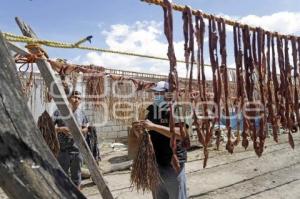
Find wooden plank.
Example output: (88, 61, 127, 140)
(6, 42, 29, 56)
(0, 31, 85, 199)
(14, 17, 114, 199)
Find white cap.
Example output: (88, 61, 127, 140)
(151, 81, 169, 92)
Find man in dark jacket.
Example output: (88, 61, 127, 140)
(141, 81, 188, 199)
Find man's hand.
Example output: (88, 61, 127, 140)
(140, 119, 155, 131)
(140, 120, 183, 140)
(56, 127, 70, 135)
(81, 126, 88, 135)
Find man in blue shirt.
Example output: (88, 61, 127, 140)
(53, 90, 89, 189)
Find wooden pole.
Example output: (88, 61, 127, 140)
(7, 41, 29, 56)
(14, 17, 114, 199)
(0, 31, 86, 199)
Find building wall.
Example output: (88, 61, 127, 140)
(25, 68, 235, 144)
(25, 70, 168, 143)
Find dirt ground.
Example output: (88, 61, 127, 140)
(1, 132, 300, 199)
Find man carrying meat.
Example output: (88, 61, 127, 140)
(52, 89, 89, 190)
(141, 81, 188, 199)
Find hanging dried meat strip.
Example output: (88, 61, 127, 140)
(292, 37, 300, 129)
(195, 13, 202, 100)
(194, 10, 209, 151)
(284, 37, 293, 129)
(84, 65, 106, 107)
(205, 15, 221, 167)
(252, 31, 258, 68)
(15, 54, 35, 97)
(297, 38, 300, 128)
(130, 79, 156, 91)
(284, 37, 295, 149)
(209, 16, 221, 123)
(183, 7, 190, 71)
(182, 6, 195, 94)
(233, 23, 243, 146)
(241, 25, 254, 150)
(193, 111, 206, 146)
(179, 5, 195, 149)
(256, 28, 267, 156)
(217, 18, 233, 153)
(271, 35, 280, 143)
(163, 0, 179, 93)
(266, 32, 279, 143)
(247, 28, 259, 155)
(276, 35, 287, 128)
(195, 11, 206, 102)
(110, 75, 156, 91)
(162, 0, 180, 172)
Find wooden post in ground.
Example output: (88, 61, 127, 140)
(0, 31, 86, 199)
(14, 17, 114, 199)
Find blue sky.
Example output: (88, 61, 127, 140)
(1, 0, 300, 77)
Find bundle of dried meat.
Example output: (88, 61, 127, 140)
(130, 122, 161, 193)
(37, 110, 60, 157)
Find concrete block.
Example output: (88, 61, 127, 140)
(117, 131, 128, 138)
(112, 125, 120, 132)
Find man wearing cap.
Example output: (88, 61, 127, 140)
(52, 90, 89, 189)
(141, 81, 188, 199)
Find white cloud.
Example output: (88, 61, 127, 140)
(76, 20, 191, 78)
(239, 12, 300, 34)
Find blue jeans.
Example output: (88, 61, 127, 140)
(153, 165, 188, 199)
(58, 151, 83, 186)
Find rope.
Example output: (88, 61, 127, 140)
(141, 0, 300, 40)
(14, 41, 48, 77)
(3, 32, 212, 67)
